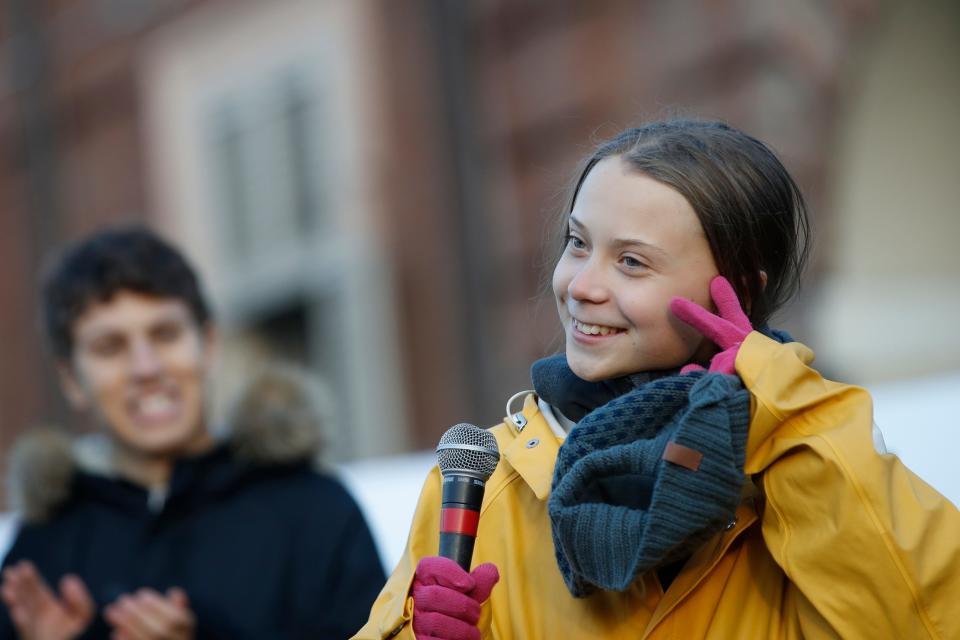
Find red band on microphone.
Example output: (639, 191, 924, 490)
(440, 507, 480, 536)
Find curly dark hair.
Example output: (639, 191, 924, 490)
(42, 226, 212, 360)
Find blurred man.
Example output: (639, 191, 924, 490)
(0, 227, 385, 639)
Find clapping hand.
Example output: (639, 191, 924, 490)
(104, 587, 195, 640)
(1, 560, 95, 640)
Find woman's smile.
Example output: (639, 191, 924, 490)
(552, 156, 718, 381)
(572, 318, 625, 337)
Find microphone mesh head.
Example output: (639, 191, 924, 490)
(436, 423, 500, 479)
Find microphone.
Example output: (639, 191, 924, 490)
(435, 423, 500, 570)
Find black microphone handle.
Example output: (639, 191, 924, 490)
(439, 532, 476, 571)
(439, 473, 487, 571)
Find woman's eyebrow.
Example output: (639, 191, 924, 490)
(609, 237, 666, 255)
(569, 215, 666, 256)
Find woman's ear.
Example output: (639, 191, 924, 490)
(738, 271, 767, 317)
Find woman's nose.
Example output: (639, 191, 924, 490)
(567, 259, 609, 303)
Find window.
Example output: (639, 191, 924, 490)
(141, 1, 409, 459)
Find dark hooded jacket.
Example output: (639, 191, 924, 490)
(0, 372, 385, 640)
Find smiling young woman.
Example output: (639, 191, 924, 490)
(356, 119, 960, 640)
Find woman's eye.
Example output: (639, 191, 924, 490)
(622, 255, 647, 269)
(565, 234, 586, 250)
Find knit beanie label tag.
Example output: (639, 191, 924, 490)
(662, 442, 704, 471)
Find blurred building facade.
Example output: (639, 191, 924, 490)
(2, 0, 958, 503)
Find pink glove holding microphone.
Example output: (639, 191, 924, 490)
(670, 276, 753, 375)
(412, 557, 499, 640)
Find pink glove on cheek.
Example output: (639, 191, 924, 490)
(669, 276, 753, 376)
(412, 557, 500, 640)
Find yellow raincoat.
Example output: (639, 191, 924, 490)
(354, 333, 960, 639)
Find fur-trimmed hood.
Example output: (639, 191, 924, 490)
(7, 365, 331, 523)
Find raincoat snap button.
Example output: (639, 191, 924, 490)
(525, 438, 540, 449)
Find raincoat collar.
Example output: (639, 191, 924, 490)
(500, 393, 560, 501)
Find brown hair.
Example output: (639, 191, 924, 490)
(42, 226, 211, 360)
(554, 119, 811, 325)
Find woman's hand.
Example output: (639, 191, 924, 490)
(412, 556, 499, 640)
(0, 560, 95, 640)
(670, 276, 753, 375)
(104, 587, 195, 640)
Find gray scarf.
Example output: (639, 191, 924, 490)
(535, 357, 750, 597)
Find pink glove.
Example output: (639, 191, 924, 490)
(412, 556, 499, 640)
(670, 276, 753, 375)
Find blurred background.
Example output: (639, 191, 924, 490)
(1, 0, 958, 561)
